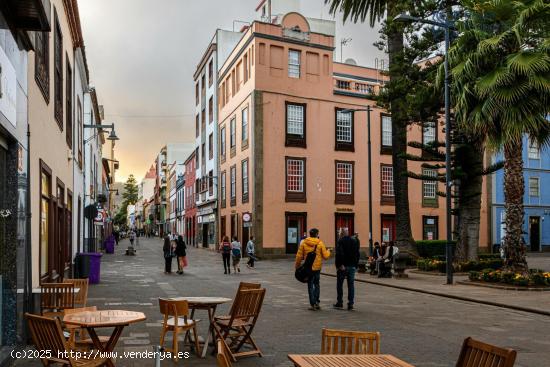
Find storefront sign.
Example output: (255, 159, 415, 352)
(336, 208, 353, 212)
(199, 207, 214, 216)
(0, 46, 16, 127)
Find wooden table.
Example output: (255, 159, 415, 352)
(288, 354, 416, 367)
(64, 310, 146, 367)
(172, 296, 231, 358)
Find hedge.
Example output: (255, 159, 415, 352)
(416, 240, 456, 258)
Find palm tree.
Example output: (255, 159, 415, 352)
(449, 0, 550, 272)
(326, 0, 416, 253)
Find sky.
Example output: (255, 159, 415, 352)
(78, 0, 384, 182)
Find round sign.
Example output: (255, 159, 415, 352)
(243, 213, 251, 222)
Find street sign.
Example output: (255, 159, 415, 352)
(243, 212, 252, 223)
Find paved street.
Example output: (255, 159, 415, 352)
(18, 237, 550, 366)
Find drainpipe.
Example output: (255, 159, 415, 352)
(23, 122, 33, 342)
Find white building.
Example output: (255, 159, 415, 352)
(193, 29, 241, 248)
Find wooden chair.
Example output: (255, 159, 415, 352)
(456, 337, 517, 367)
(64, 307, 109, 351)
(321, 328, 380, 355)
(26, 313, 108, 367)
(41, 283, 75, 319)
(159, 298, 201, 360)
(65, 278, 89, 307)
(217, 339, 233, 367)
(214, 288, 266, 362)
(215, 282, 261, 322)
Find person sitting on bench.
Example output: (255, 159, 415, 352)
(369, 242, 381, 275)
(378, 241, 399, 278)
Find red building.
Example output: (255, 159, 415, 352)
(184, 151, 197, 246)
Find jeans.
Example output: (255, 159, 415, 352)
(222, 253, 231, 273)
(336, 266, 356, 306)
(164, 257, 172, 273)
(307, 271, 321, 306)
(247, 254, 255, 267)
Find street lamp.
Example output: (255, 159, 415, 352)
(394, 12, 454, 285)
(84, 123, 119, 141)
(341, 106, 373, 256)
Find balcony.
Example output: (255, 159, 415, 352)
(333, 78, 380, 98)
(161, 160, 167, 169)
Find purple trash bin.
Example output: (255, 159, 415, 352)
(105, 239, 114, 254)
(87, 252, 103, 284)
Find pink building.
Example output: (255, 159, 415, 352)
(184, 151, 197, 246)
(217, 9, 488, 256)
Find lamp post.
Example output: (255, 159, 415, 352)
(394, 13, 454, 284)
(342, 106, 373, 256)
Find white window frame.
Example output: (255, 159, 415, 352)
(381, 165, 394, 197)
(230, 117, 236, 148)
(287, 104, 304, 136)
(241, 107, 248, 142)
(230, 166, 236, 199)
(422, 168, 437, 199)
(288, 50, 301, 78)
(336, 110, 353, 143)
(423, 121, 436, 146)
(529, 177, 540, 197)
(242, 160, 249, 195)
(286, 159, 304, 193)
(336, 162, 353, 195)
(382, 115, 392, 147)
(529, 141, 540, 159)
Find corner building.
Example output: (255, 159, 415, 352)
(218, 11, 488, 256)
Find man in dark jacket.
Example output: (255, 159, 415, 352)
(334, 228, 360, 310)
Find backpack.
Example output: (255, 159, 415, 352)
(232, 248, 241, 257)
(295, 245, 318, 283)
(221, 242, 231, 254)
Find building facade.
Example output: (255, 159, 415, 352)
(217, 9, 489, 256)
(193, 30, 241, 249)
(491, 136, 550, 252)
(176, 173, 185, 235)
(184, 151, 197, 246)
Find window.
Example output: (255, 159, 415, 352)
(208, 60, 213, 87)
(422, 168, 438, 207)
(195, 82, 199, 105)
(195, 114, 199, 137)
(220, 126, 226, 160)
(209, 97, 213, 123)
(381, 164, 394, 202)
(201, 108, 206, 133)
(242, 159, 249, 203)
(335, 109, 354, 151)
(244, 54, 249, 83)
(529, 141, 540, 159)
(40, 162, 52, 277)
(77, 98, 82, 168)
(208, 170, 213, 196)
(230, 117, 236, 150)
(209, 133, 213, 160)
(422, 121, 436, 147)
(66, 59, 73, 149)
(335, 161, 354, 204)
(201, 143, 206, 167)
(241, 107, 248, 145)
(286, 102, 306, 147)
(288, 50, 301, 78)
(286, 157, 306, 202)
(54, 12, 63, 128)
(220, 83, 225, 108)
(221, 170, 226, 208)
(423, 216, 439, 240)
(35, 31, 49, 101)
(230, 165, 236, 206)
(381, 115, 392, 153)
(529, 177, 540, 197)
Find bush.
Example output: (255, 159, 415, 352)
(531, 272, 547, 286)
(481, 268, 501, 282)
(513, 274, 529, 286)
(416, 240, 455, 258)
(469, 271, 480, 281)
(501, 272, 515, 284)
(478, 253, 501, 260)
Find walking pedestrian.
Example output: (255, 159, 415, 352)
(294, 228, 330, 311)
(176, 235, 187, 275)
(246, 236, 256, 269)
(163, 235, 174, 274)
(333, 228, 360, 311)
(114, 230, 120, 246)
(231, 236, 242, 273)
(219, 236, 232, 274)
(129, 229, 136, 247)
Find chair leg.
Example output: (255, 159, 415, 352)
(192, 326, 201, 357)
(173, 329, 179, 361)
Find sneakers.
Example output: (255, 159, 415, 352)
(347, 304, 354, 311)
(333, 303, 343, 309)
(315, 303, 321, 310)
(308, 305, 316, 311)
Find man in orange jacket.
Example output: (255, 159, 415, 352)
(295, 228, 331, 310)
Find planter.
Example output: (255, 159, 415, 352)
(458, 280, 550, 291)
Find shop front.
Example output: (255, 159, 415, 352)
(197, 203, 217, 249)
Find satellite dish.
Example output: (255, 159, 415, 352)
(344, 58, 357, 65)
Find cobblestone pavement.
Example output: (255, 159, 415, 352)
(17, 237, 550, 366)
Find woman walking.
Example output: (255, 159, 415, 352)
(231, 236, 242, 273)
(163, 235, 174, 274)
(176, 235, 187, 275)
(246, 236, 256, 269)
(219, 236, 232, 274)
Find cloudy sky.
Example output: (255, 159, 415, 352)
(78, 0, 384, 182)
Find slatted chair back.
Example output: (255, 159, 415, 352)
(456, 337, 517, 367)
(321, 328, 380, 355)
(159, 298, 189, 326)
(228, 282, 261, 315)
(26, 313, 72, 364)
(40, 283, 75, 316)
(217, 339, 232, 367)
(65, 278, 89, 307)
(229, 288, 266, 325)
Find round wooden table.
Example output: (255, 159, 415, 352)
(173, 297, 231, 358)
(64, 310, 146, 366)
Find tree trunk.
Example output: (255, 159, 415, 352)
(503, 138, 528, 273)
(387, 2, 416, 254)
(454, 144, 483, 263)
